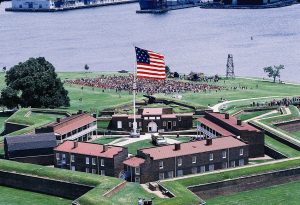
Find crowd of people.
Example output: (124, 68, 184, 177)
(64, 75, 224, 95)
(252, 96, 300, 107)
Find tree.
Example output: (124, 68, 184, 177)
(2, 67, 6, 73)
(174, 72, 180, 78)
(1, 57, 70, 108)
(0, 87, 19, 109)
(263, 65, 285, 83)
(84, 64, 89, 72)
(165, 65, 170, 76)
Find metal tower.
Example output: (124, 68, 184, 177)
(226, 54, 235, 78)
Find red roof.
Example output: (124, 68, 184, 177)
(48, 113, 96, 135)
(123, 156, 145, 167)
(140, 136, 246, 160)
(208, 112, 260, 132)
(197, 117, 234, 136)
(161, 114, 177, 119)
(142, 108, 163, 116)
(54, 141, 124, 158)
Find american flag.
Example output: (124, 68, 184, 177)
(135, 47, 166, 80)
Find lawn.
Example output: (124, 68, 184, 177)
(164, 157, 300, 188)
(0, 185, 71, 205)
(125, 139, 154, 155)
(97, 120, 110, 130)
(236, 110, 272, 121)
(92, 136, 122, 144)
(165, 135, 192, 142)
(292, 131, 300, 138)
(5, 108, 67, 136)
(265, 135, 300, 157)
(206, 180, 300, 205)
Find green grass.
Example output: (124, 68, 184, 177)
(165, 135, 192, 142)
(164, 158, 300, 187)
(0, 185, 71, 205)
(265, 135, 300, 157)
(92, 136, 122, 144)
(7, 108, 65, 126)
(261, 105, 300, 124)
(237, 110, 272, 121)
(0, 159, 121, 187)
(206, 180, 300, 205)
(292, 131, 300, 138)
(125, 139, 154, 155)
(97, 120, 110, 130)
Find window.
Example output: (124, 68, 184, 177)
(209, 153, 214, 161)
(192, 156, 197, 164)
(71, 155, 75, 162)
(163, 121, 166, 126)
(135, 177, 140, 183)
(62, 154, 66, 160)
(135, 167, 140, 175)
(159, 161, 164, 169)
(139, 122, 142, 127)
(209, 164, 214, 171)
(222, 151, 227, 158)
(191, 167, 197, 174)
(101, 159, 104, 166)
(85, 168, 89, 173)
(144, 117, 148, 120)
(173, 121, 176, 126)
(200, 166, 206, 173)
(92, 169, 96, 174)
(117, 121, 122, 129)
(71, 166, 75, 171)
(222, 162, 228, 169)
(239, 159, 244, 166)
(177, 158, 182, 166)
(100, 170, 105, 176)
(239, 148, 244, 156)
(159, 173, 164, 180)
(56, 153, 60, 160)
(168, 171, 174, 178)
(92, 158, 96, 165)
(230, 161, 236, 168)
(86, 157, 89, 164)
(178, 117, 181, 121)
(177, 170, 183, 177)
(156, 117, 160, 120)
(149, 117, 155, 120)
(129, 122, 131, 127)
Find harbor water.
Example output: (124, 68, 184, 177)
(0, 2, 299, 82)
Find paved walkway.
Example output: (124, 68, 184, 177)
(245, 110, 278, 122)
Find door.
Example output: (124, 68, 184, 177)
(167, 121, 172, 130)
(148, 121, 157, 132)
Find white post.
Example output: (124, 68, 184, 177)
(132, 62, 137, 135)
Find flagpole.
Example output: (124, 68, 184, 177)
(132, 46, 138, 137)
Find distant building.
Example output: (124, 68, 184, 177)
(36, 112, 97, 142)
(110, 108, 193, 133)
(12, 0, 56, 10)
(124, 137, 249, 183)
(197, 112, 264, 158)
(4, 133, 57, 165)
(54, 141, 128, 177)
(213, 0, 281, 5)
(138, 0, 200, 10)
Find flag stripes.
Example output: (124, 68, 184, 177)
(135, 47, 166, 80)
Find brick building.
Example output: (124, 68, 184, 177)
(197, 112, 264, 158)
(123, 137, 249, 183)
(110, 108, 193, 133)
(4, 133, 57, 165)
(54, 141, 128, 177)
(36, 111, 97, 142)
